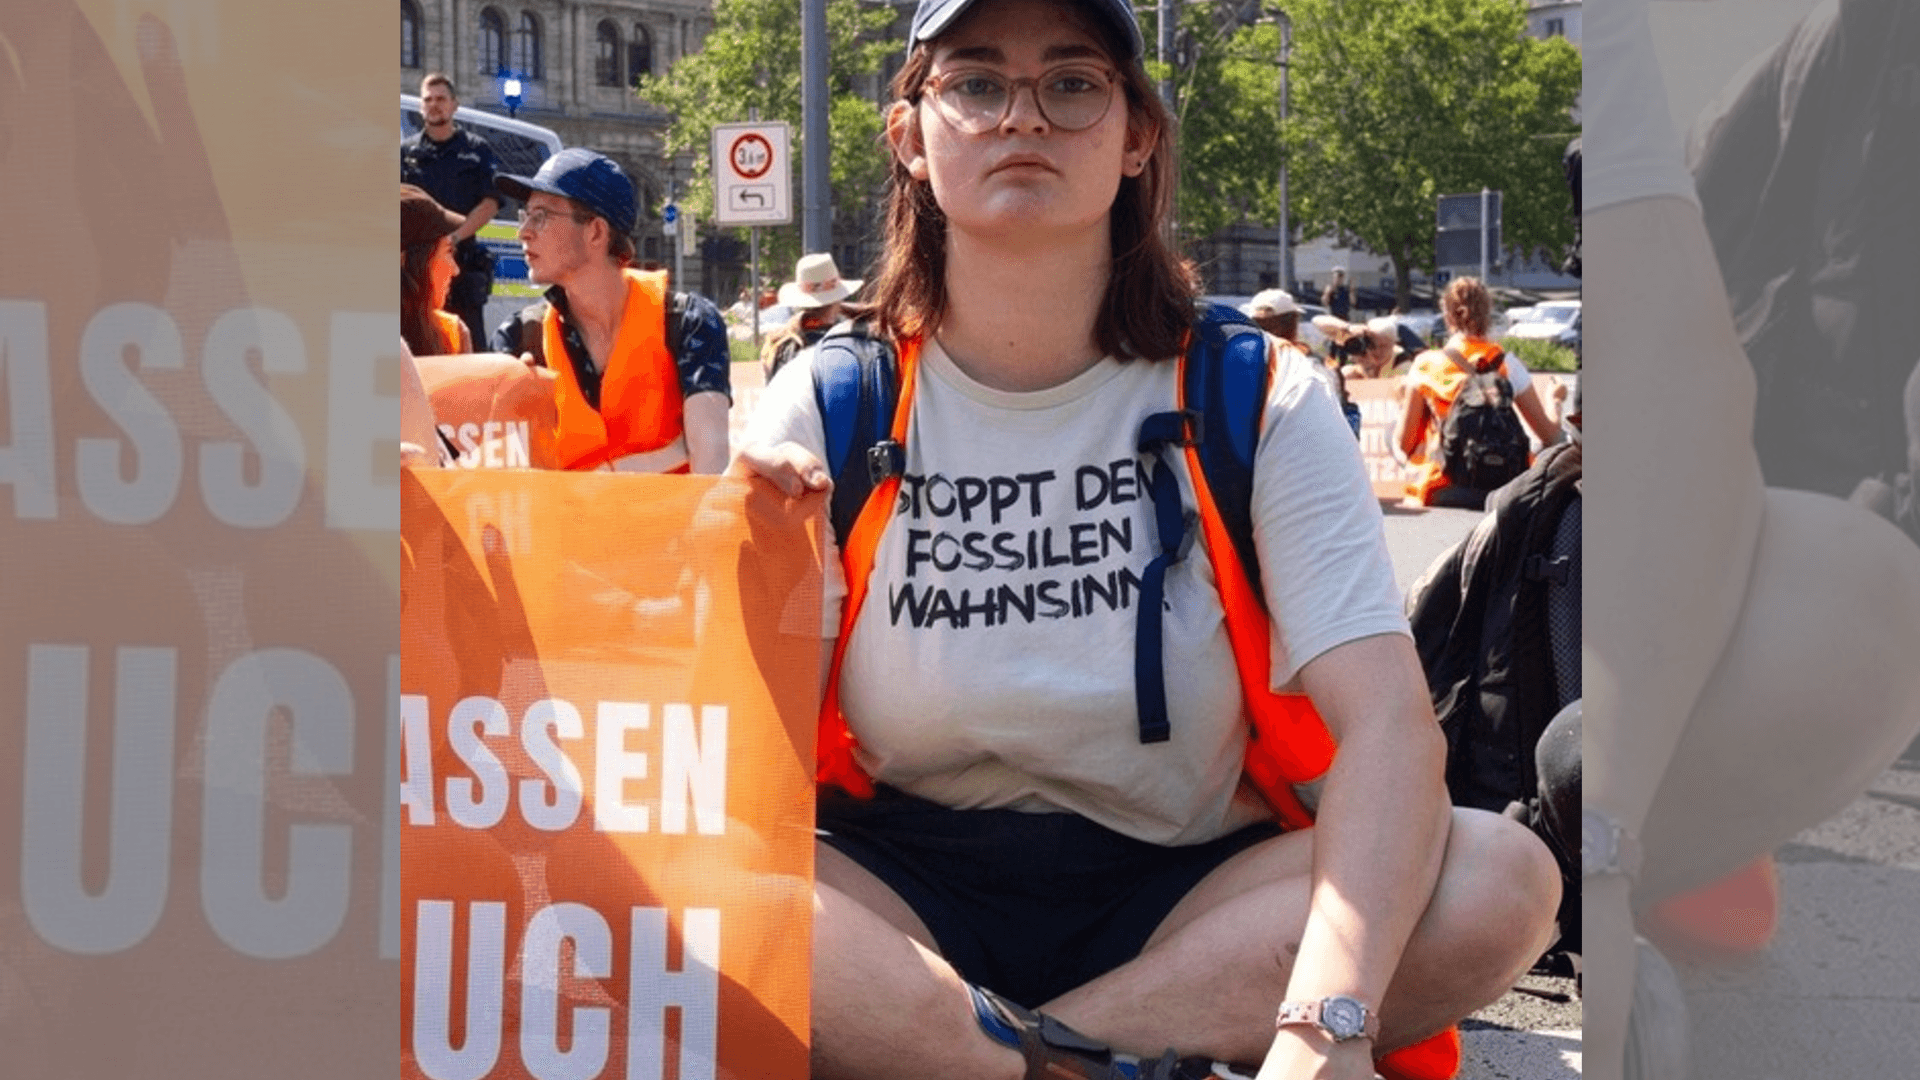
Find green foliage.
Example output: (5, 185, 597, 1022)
(635, 0, 897, 273)
(1161, 16, 1289, 242)
(1279, 0, 1581, 305)
(730, 336, 763, 366)
(1499, 336, 1579, 373)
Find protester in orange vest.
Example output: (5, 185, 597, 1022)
(732, 0, 1559, 1075)
(1396, 277, 1561, 508)
(401, 184, 473, 357)
(494, 149, 731, 473)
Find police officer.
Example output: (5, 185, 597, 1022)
(1321, 265, 1353, 321)
(402, 72, 500, 348)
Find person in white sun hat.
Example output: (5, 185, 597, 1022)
(763, 252, 866, 380)
(1249, 289, 1356, 435)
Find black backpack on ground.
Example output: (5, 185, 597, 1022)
(1437, 346, 1530, 493)
(1408, 438, 1582, 948)
(1405, 438, 1582, 941)
(1410, 438, 1581, 812)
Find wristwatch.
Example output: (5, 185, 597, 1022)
(1275, 995, 1379, 1042)
(1582, 807, 1643, 883)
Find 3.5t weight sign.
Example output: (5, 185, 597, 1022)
(730, 134, 772, 180)
(711, 122, 792, 226)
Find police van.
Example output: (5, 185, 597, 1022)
(402, 94, 561, 300)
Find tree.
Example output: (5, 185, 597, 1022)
(636, 0, 897, 280)
(1281, 0, 1580, 309)
(1147, 10, 1288, 246)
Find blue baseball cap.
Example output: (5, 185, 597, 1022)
(910, 0, 1144, 58)
(495, 148, 638, 238)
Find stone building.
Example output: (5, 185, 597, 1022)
(400, 0, 713, 276)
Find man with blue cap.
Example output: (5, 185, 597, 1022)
(495, 148, 730, 473)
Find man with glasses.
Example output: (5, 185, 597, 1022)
(402, 73, 501, 349)
(495, 148, 731, 473)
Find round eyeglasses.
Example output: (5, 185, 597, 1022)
(922, 63, 1119, 135)
(517, 205, 591, 233)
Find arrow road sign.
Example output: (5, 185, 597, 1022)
(712, 122, 792, 226)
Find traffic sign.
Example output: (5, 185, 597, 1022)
(712, 121, 792, 226)
(662, 204, 678, 224)
(1435, 190, 1501, 272)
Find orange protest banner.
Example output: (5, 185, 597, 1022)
(415, 353, 562, 470)
(1348, 377, 1410, 501)
(401, 469, 825, 1080)
(1, 3, 397, 1076)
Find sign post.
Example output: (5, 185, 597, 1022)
(663, 202, 684, 287)
(713, 121, 793, 356)
(1435, 190, 1502, 282)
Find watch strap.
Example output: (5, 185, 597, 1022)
(1275, 996, 1380, 1042)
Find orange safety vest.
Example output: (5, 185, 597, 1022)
(1404, 337, 1508, 505)
(544, 268, 688, 472)
(814, 333, 1461, 1080)
(432, 309, 467, 355)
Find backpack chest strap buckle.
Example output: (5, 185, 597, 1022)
(866, 440, 905, 485)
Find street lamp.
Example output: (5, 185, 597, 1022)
(1268, 9, 1293, 292)
(502, 76, 523, 118)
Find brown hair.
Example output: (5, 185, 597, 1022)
(866, 16, 1198, 360)
(759, 305, 842, 368)
(1442, 276, 1493, 339)
(560, 196, 635, 267)
(421, 72, 456, 98)
(1252, 311, 1300, 342)
(401, 242, 447, 356)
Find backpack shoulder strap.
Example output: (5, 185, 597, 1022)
(1443, 342, 1504, 376)
(1159, 303, 1331, 829)
(1516, 443, 1583, 586)
(809, 326, 919, 797)
(810, 322, 902, 549)
(1182, 304, 1271, 596)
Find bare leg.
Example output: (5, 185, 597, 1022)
(1635, 488, 1920, 906)
(1041, 808, 1560, 1064)
(810, 843, 1024, 1080)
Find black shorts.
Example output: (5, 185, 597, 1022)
(818, 785, 1282, 1008)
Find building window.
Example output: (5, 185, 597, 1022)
(478, 8, 507, 75)
(514, 11, 544, 80)
(629, 24, 654, 85)
(596, 21, 622, 87)
(1545, 17, 1564, 37)
(401, 0, 421, 69)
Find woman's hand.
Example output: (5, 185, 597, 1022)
(728, 440, 832, 498)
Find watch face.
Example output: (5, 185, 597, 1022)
(1322, 997, 1364, 1039)
(1582, 809, 1609, 870)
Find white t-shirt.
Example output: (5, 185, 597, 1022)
(745, 336, 1408, 845)
(1587, 0, 1700, 209)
